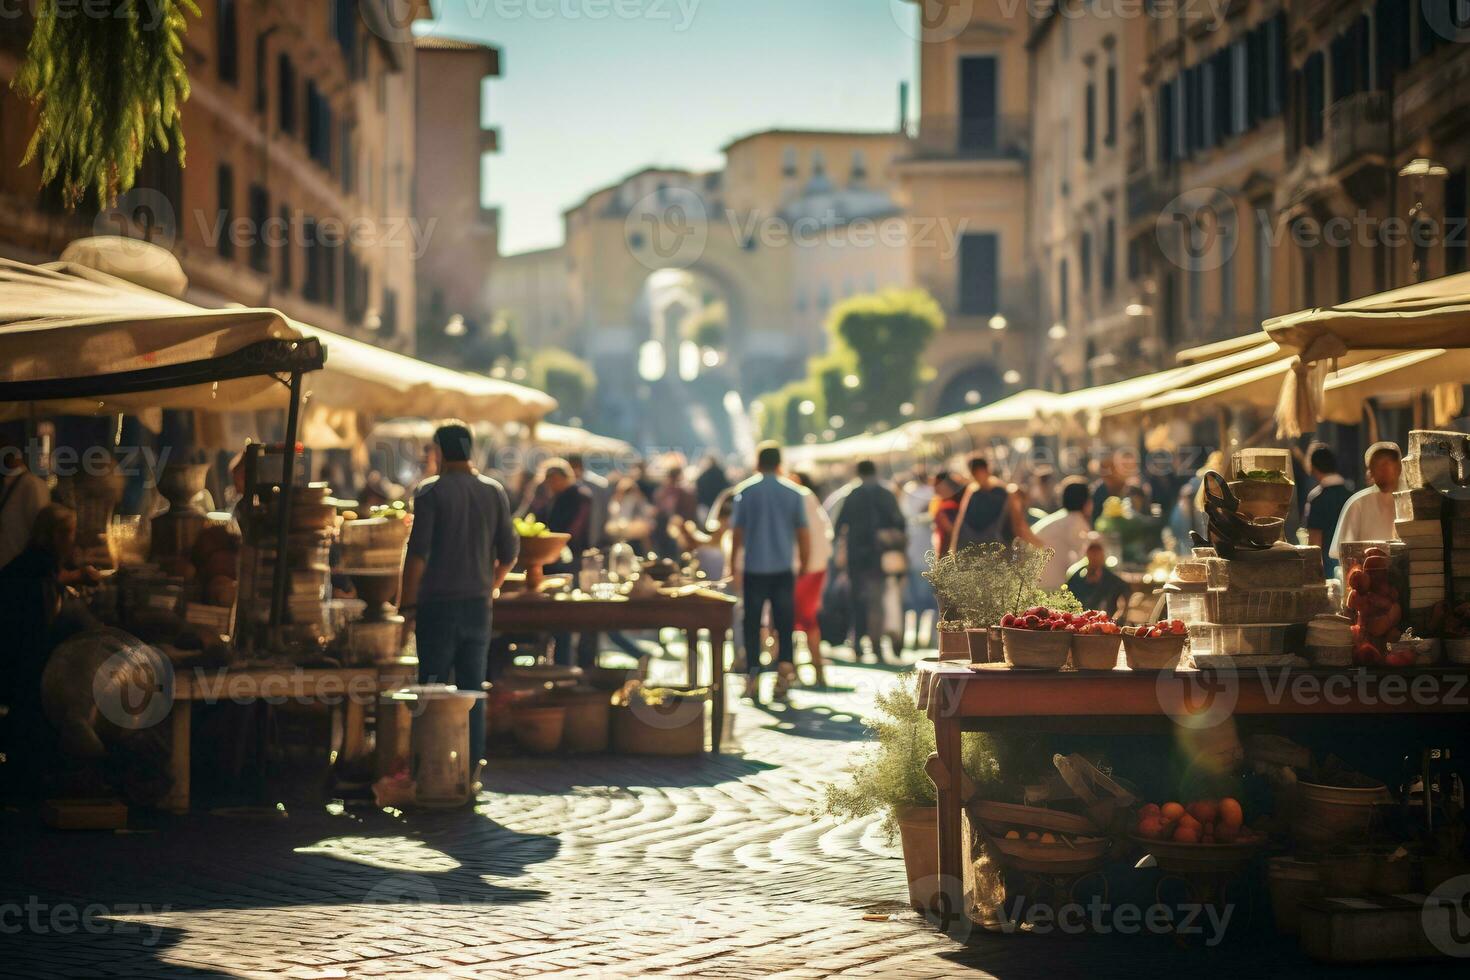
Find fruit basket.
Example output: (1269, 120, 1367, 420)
(971, 801, 1111, 875)
(1071, 632, 1123, 670)
(1000, 627, 1071, 670)
(1122, 622, 1188, 670)
(1131, 835, 1263, 873)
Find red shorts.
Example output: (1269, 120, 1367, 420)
(794, 570, 826, 632)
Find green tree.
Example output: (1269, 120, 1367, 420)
(13, 1, 199, 208)
(528, 348, 597, 422)
(826, 288, 943, 432)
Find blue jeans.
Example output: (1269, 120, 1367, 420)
(415, 596, 492, 764)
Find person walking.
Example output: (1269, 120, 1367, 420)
(729, 442, 811, 703)
(1329, 442, 1402, 564)
(952, 454, 1043, 552)
(1302, 443, 1352, 576)
(400, 422, 519, 780)
(0, 444, 50, 572)
(834, 459, 905, 662)
(695, 454, 731, 518)
(791, 471, 833, 687)
(1033, 477, 1094, 590)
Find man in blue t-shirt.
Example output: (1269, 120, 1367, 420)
(730, 442, 811, 702)
(1302, 444, 1352, 576)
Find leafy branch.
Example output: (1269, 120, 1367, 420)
(12, 1, 199, 208)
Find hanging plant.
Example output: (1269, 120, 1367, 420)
(12, 0, 199, 209)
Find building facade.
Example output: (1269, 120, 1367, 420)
(0, 0, 431, 352)
(413, 34, 502, 369)
(488, 129, 910, 445)
(894, 0, 1036, 417)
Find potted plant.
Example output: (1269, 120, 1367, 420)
(925, 542, 1083, 662)
(821, 672, 1000, 912)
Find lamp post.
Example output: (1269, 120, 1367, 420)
(1400, 157, 1449, 284)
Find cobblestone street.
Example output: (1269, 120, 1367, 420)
(0, 653, 1430, 979)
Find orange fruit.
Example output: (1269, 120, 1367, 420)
(1187, 800, 1219, 825)
(1172, 825, 1201, 843)
(1160, 802, 1186, 824)
(1136, 816, 1165, 840)
(1176, 813, 1202, 833)
(1139, 803, 1161, 819)
(1218, 798, 1244, 828)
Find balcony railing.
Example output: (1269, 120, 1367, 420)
(1326, 91, 1390, 175)
(1126, 165, 1179, 226)
(906, 114, 1030, 162)
(919, 273, 1040, 329)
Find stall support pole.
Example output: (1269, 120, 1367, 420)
(269, 372, 305, 634)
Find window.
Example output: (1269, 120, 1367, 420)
(958, 56, 998, 152)
(333, 0, 358, 76)
(341, 120, 355, 194)
(302, 217, 322, 302)
(1057, 258, 1070, 323)
(1104, 64, 1117, 147)
(851, 149, 867, 181)
(1101, 217, 1116, 296)
(957, 232, 999, 316)
(217, 0, 238, 84)
(1254, 209, 1273, 321)
(1220, 225, 1235, 324)
(1080, 231, 1093, 295)
(216, 164, 235, 260)
(1188, 265, 1202, 324)
(1376, 0, 1412, 86)
(248, 185, 269, 273)
(1337, 243, 1353, 303)
(306, 83, 333, 168)
(782, 147, 797, 178)
(381, 288, 399, 338)
(1157, 79, 1178, 164)
(1303, 51, 1326, 146)
(254, 33, 269, 113)
(1084, 80, 1096, 162)
(278, 54, 297, 135)
(277, 205, 292, 290)
(1447, 168, 1468, 276)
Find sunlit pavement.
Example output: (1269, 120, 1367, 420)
(0, 648, 1437, 979)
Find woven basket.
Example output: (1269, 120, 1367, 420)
(1122, 633, 1187, 670)
(1071, 633, 1123, 670)
(1000, 628, 1071, 670)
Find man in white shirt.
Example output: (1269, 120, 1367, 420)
(1328, 441, 1402, 560)
(1033, 478, 1094, 590)
(0, 445, 50, 570)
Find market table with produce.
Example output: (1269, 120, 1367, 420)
(911, 439, 1470, 958)
(492, 590, 735, 752)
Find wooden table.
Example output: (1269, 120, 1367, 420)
(162, 666, 384, 812)
(493, 591, 736, 752)
(915, 658, 1470, 922)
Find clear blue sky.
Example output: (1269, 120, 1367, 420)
(423, 0, 917, 255)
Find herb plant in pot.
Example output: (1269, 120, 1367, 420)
(821, 672, 1000, 911)
(925, 542, 1083, 663)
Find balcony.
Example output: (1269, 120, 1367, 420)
(903, 114, 1029, 163)
(1126, 165, 1179, 228)
(1326, 91, 1390, 184)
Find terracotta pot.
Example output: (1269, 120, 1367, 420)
(965, 628, 989, 664)
(937, 629, 969, 661)
(510, 704, 566, 754)
(896, 806, 940, 912)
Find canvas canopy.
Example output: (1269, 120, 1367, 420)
(0, 257, 318, 419)
(1264, 271, 1470, 360)
(0, 253, 556, 427)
